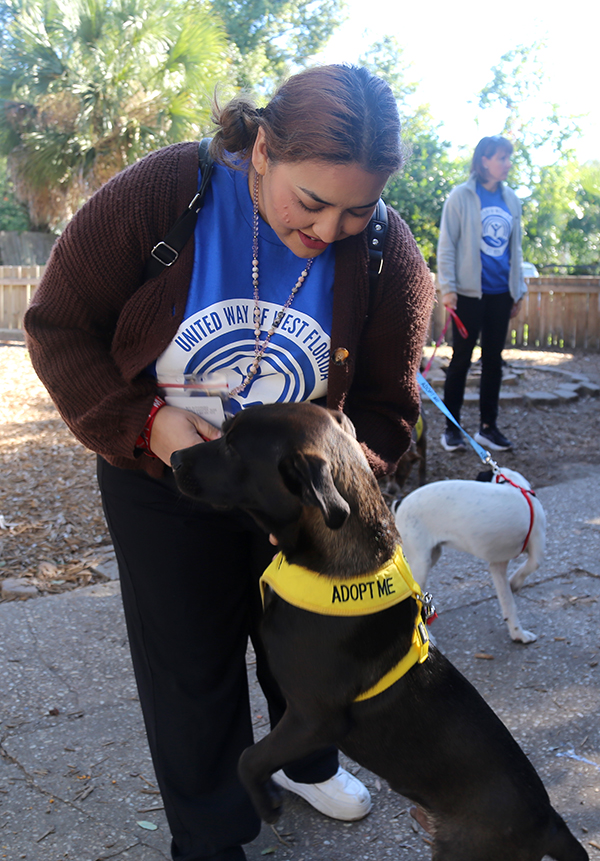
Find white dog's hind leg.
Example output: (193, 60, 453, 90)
(510, 524, 544, 593)
(489, 561, 537, 644)
(509, 552, 539, 593)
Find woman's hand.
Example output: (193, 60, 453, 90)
(510, 298, 523, 319)
(149, 406, 221, 467)
(442, 291, 458, 311)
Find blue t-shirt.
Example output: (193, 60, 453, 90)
(476, 183, 512, 294)
(154, 163, 335, 417)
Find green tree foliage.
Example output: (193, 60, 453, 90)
(0, 0, 231, 230)
(477, 43, 582, 192)
(523, 159, 600, 274)
(359, 37, 464, 267)
(0, 154, 30, 230)
(476, 42, 599, 273)
(211, 0, 347, 90)
(521, 157, 580, 269)
(384, 113, 465, 268)
(565, 162, 600, 273)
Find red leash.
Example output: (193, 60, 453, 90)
(447, 306, 469, 338)
(422, 308, 468, 378)
(495, 473, 536, 553)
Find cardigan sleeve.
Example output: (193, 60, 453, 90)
(342, 210, 435, 477)
(436, 189, 462, 295)
(23, 143, 196, 465)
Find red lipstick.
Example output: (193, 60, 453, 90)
(298, 231, 329, 251)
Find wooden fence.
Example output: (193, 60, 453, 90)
(429, 277, 600, 352)
(2, 267, 600, 352)
(0, 265, 44, 335)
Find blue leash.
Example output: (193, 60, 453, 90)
(416, 371, 498, 470)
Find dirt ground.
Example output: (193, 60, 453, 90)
(1, 342, 599, 598)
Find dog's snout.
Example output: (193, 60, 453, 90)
(170, 449, 184, 471)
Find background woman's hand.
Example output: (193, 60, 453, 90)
(149, 405, 221, 466)
(510, 298, 523, 319)
(442, 291, 458, 311)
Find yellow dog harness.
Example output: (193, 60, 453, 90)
(260, 547, 432, 701)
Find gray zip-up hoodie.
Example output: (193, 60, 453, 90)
(437, 175, 526, 301)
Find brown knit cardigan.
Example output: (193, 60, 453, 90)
(24, 142, 434, 479)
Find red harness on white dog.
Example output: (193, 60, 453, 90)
(494, 472, 536, 554)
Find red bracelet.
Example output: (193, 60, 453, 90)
(136, 396, 166, 457)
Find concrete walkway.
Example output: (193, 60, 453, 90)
(1, 467, 599, 860)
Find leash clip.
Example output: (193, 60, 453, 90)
(420, 591, 438, 625)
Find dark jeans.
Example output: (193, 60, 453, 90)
(97, 457, 338, 861)
(443, 291, 513, 430)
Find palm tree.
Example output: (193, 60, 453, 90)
(0, 0, 232, 230)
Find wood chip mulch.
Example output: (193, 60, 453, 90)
(1, 344, 113, 597)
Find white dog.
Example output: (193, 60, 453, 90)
(394, 468, 546, 643)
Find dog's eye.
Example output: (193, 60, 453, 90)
(222, 416, 235, 433)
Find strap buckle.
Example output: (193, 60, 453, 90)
(420, 591, 438, 626)
(150, 241, 179, 266)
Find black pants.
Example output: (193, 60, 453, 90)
(443, 291, 514, 429)
(97, 458, 338, 861)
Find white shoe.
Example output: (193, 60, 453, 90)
(272, 766, 372, 821)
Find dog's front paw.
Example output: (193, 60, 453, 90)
(256, 777, 283, 824)
(511, 628, 537, 644)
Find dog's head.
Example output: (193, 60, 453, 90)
(476, 467, 532, 490)
(171, 402, 367, 537)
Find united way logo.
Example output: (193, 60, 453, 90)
(155, 299, 330, 413)
(481, 206, 511, 258)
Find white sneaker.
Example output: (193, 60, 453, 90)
(272, 766, 372, 821)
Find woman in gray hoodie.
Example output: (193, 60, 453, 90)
(437, 135, 526, 452)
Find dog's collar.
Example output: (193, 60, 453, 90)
(260, 547, 431, 701)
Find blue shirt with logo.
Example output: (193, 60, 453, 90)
(153, 162, 335, 415)
(476, 183, 512, 294)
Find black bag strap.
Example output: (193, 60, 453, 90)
(367, 197, 388, 293)
(143, 137, 214, 282)
(143, 155, 386, 291)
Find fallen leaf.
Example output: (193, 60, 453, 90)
(137, 820, 158, 831)
(38, 561, 59, 578)
(474, 653, 494, 660)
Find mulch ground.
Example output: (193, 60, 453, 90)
(1, 342, 599, 598)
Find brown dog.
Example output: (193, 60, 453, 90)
(379, 412, 427, 505)
(171, 402, 587, 861)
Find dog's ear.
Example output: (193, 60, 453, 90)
(327, 409, 357, 439)
(476, 470, 494, 483)
(279, 452, 350, 529)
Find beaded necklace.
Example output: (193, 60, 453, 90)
(229, 171, 314, 397)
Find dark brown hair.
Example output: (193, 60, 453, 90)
(211, 64, 403, 175)
(471, 135, 514, 183)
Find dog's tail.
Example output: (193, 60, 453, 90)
(545, 814, 589, 861)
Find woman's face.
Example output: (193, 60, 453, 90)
(481, 148, 512, 185)
(251, 128, 389, 259)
